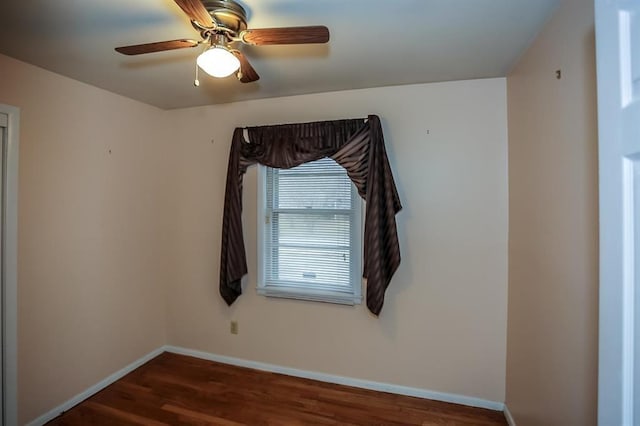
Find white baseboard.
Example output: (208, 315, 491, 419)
(164, 345, 505, 412)
(504, 404, 517, 426)
(28, 344, 507, 425)
(26, 347, 165, 426)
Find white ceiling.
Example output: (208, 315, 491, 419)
(0, 0, 558, 110)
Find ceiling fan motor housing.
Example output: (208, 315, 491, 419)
(202, 0, 248, 34)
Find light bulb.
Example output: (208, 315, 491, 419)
(196, 47, 240, 78)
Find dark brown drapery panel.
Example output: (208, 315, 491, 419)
(220, 115, 402, 315)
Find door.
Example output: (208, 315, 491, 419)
(596, 0, 640, 424)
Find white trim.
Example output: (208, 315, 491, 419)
(26, 347, 165, 426)
(28, 344, 505, 424)
(503, 404, 516, 426)
(257, 285, 362, 305)
(621, 156, 636, 424)
(0, 104, 19, 426)
(164, 345, 505, 411)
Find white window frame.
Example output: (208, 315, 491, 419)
(257, 162, 363, 305)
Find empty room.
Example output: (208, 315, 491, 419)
(1, 0, 632, 424)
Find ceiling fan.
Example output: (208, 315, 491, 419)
(115, 0, 330, 84)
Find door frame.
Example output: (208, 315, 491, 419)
(0, 103, 19, 426)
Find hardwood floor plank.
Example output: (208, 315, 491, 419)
(47, 352, 507, 426)
(161, 404, 247, 426)
(84, 401, 170, 426)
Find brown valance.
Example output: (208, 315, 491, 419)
(220, 115, 402, 315)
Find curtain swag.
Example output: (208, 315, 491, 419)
(220, 115, 402, 315)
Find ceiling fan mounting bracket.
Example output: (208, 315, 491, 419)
(191, 19, 215, 33)
(193, 25, 235, 45)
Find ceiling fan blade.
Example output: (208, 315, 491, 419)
(233, 51, 260, 83)
(173, 0, 214, 27)
(240, 26, 329, 45)
(115, 39, 200, 55)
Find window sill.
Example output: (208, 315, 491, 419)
(257, 286, 361, 306)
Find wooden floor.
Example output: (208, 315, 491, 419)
(48, 352, 507, 425)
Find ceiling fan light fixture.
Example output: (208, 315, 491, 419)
(115, 0, 331, 85)
(196, 46, 240, 78)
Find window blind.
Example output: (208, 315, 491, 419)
(262, 158, 361, 300)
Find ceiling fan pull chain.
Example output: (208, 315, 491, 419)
(194, 62, 200, 87)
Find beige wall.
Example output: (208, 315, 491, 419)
(1, 52, 511, 421)
(0, 54, 173, 424)
(505, 0, 599, 424)
(165, 78, 509, 403)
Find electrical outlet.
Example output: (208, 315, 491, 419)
(230, 320, 238, 335)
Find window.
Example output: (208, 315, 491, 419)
(258, 158, 362, 305)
